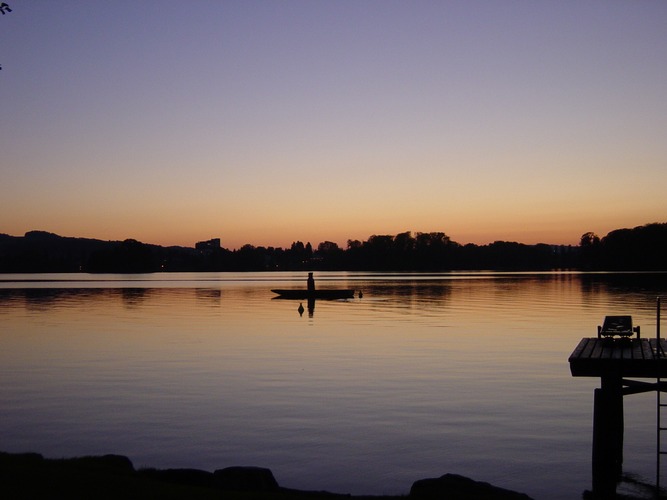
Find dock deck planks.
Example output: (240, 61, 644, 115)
(569, 338, 667, 378)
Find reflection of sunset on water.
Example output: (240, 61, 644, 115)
(1, 272, 666, 498)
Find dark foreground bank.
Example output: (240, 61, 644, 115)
(0, 451, 533, 499)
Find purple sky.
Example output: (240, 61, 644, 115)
(1, 1, 666, 248)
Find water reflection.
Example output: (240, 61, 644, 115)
(195, 288, 222, 306)
(0, 272, 666, 499)
(0, 288, 111, 312)
(282, 297, 323, 317)
(580, 272, 667, 295)
(121, 288, 149, 308)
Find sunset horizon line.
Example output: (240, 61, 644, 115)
(6, 221, 666, 252)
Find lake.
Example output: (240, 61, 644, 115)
(1, 271, 666, 498)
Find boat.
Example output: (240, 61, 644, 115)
(272, 273, 357, 300)
(271, 289, 355, 300)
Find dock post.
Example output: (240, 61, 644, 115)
(592, 373, 624, 498)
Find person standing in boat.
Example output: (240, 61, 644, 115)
(307, 272, 315, 292)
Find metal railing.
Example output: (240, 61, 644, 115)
(657, 297, 663, 497)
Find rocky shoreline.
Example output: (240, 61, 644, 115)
(0, 451, 532, 499)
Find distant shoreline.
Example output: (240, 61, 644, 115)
(1, 222, 666, 273)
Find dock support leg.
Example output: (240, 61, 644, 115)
(592, 375, 624, 498)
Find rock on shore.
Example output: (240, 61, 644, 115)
(0, 451, 533, 499)
(410, 473, 534, 499)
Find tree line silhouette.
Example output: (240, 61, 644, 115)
(0, 223, 665, 273)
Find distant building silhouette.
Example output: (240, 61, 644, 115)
(195, 238, 221, 254)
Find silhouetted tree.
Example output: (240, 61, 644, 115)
(414, 232, 457, 269)
(580, 232, 600, 247)
(579, 232, 601, 269)
(344, 239, 364, 269)
(315, 241, 344, 269)
(347, 239, 362, 250)
(317, 241, 339, 253)
(364, 234, 395, 269)
(599, 223, 667, 270)
(87, 239, 160, 273)
(287, 241, 312, 268)
(393, 231, 416, 268)
(0, 2, 11, 70)
(234, 244, 264, 270)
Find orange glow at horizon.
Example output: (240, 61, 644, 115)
(4, 209, 660, 251)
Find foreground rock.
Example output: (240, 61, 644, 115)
(1, 451, 532, 499)
(410, 473, 533, 500)
(214, 466, 280, 491)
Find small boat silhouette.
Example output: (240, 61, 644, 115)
(272, 272, 355, 299)
(271, 289, 355, 299)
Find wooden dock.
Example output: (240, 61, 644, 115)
(569, 337, 667, 378)
(569, 335, 667, 498)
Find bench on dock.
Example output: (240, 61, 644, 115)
(597, 315, 640, 339)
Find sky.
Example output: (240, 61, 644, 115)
(1, 1, 666, 250)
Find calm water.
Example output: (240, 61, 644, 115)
(1, 271, 666, 498)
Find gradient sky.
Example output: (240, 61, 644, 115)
(1, 1, 666, 249)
